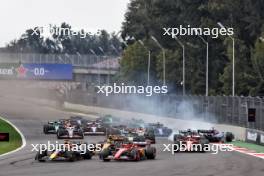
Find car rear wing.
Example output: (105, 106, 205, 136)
(197, 130, 214, 134)
(48, 121, 62, 124)
(133, 141, 147, 146)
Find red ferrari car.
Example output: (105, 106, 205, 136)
(100, 142, 156, 161)
(82, 120, 107, 135)
(173, 129, 209, 152)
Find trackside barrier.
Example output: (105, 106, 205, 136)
(246, 129, 264, 146)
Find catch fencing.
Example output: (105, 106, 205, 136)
(0, 53, 117, 68)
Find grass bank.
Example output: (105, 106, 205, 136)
(0, 118, 22, 155)
(231, 140, 264, 153)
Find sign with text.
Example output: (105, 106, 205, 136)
(0, 133, 9, 142)
(0, 63, 72, 80)
(247, 131, 258, 142)
(248, 108, 256, 122)
(261, 134, 264, 144)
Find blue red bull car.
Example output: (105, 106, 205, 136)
(147, 122, 172, 137)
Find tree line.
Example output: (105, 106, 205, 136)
(2, 22, 122, 56)
(119, 0, 264, 96)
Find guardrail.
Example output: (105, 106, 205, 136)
(246, 129, 264, 146)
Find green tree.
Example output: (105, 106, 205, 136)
(220, 39, 256, 96)
(250, 37, 264, 95)
(120, 0, 263, 95)
(118, 42, 149, 85)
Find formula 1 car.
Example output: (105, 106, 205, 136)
(198, 128, 234, 142)
(147, 122, 172, 137)
(35, 141, 93, 162)
(70, 116, 88, 125)
(133, 127, 156, 144)
(57, 123, 84, 139)
(82, 120, 107, 135)
(98, 135, 128, 159)
(99, 135, 128, 153)
(109, 125, 156, 143)
(173, 129, 209, 152)
(128, 118, 146, 128)
(43, 121, 63, 134)
(109, 125, 127, 135)
(99, 139, 156, 161)
(144, 128, 156, 144)
(123, 130, 156, 144)
(98, 115, 121, 126)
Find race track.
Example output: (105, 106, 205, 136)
(0, 96, 263, 176)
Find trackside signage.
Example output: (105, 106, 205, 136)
(247, 131, 258, 142)
(0, 63, 72, 80)
(261, 134, 264, 144)
(0, 133, 9, 142)
(246, 129, 264, 146)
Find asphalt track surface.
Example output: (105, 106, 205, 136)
(0, 96, 264, 176)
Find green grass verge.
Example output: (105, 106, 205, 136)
(0, 118, 22, 155)
(231, 140, 264, 153)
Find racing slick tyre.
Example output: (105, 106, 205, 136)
(77, 129, 84, 139)
(83, 150, 93, 160)
(130, 149, 140, 161)
(79, 133, 84, 139)
(43, 125, 49, 134)
(65, 151, 77, 162)
(225, 132, 234, 142)
(35, 150, 48, 162)
(145, 133, 156, 144)
(100, 149, 111, 162)
(145, 146, 156, 159)
(57, 130, 63, 139)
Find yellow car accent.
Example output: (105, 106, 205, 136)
(49, 150, 59, 160)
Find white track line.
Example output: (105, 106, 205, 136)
(0, 115, 26, 158)
(232, 146, 264, 160)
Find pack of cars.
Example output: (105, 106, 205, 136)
(42, 115, 163, 141)
(39, 115, 159, 162)
(40, 115, 235, 162)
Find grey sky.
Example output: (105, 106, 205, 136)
(0, 0, 130, 47)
